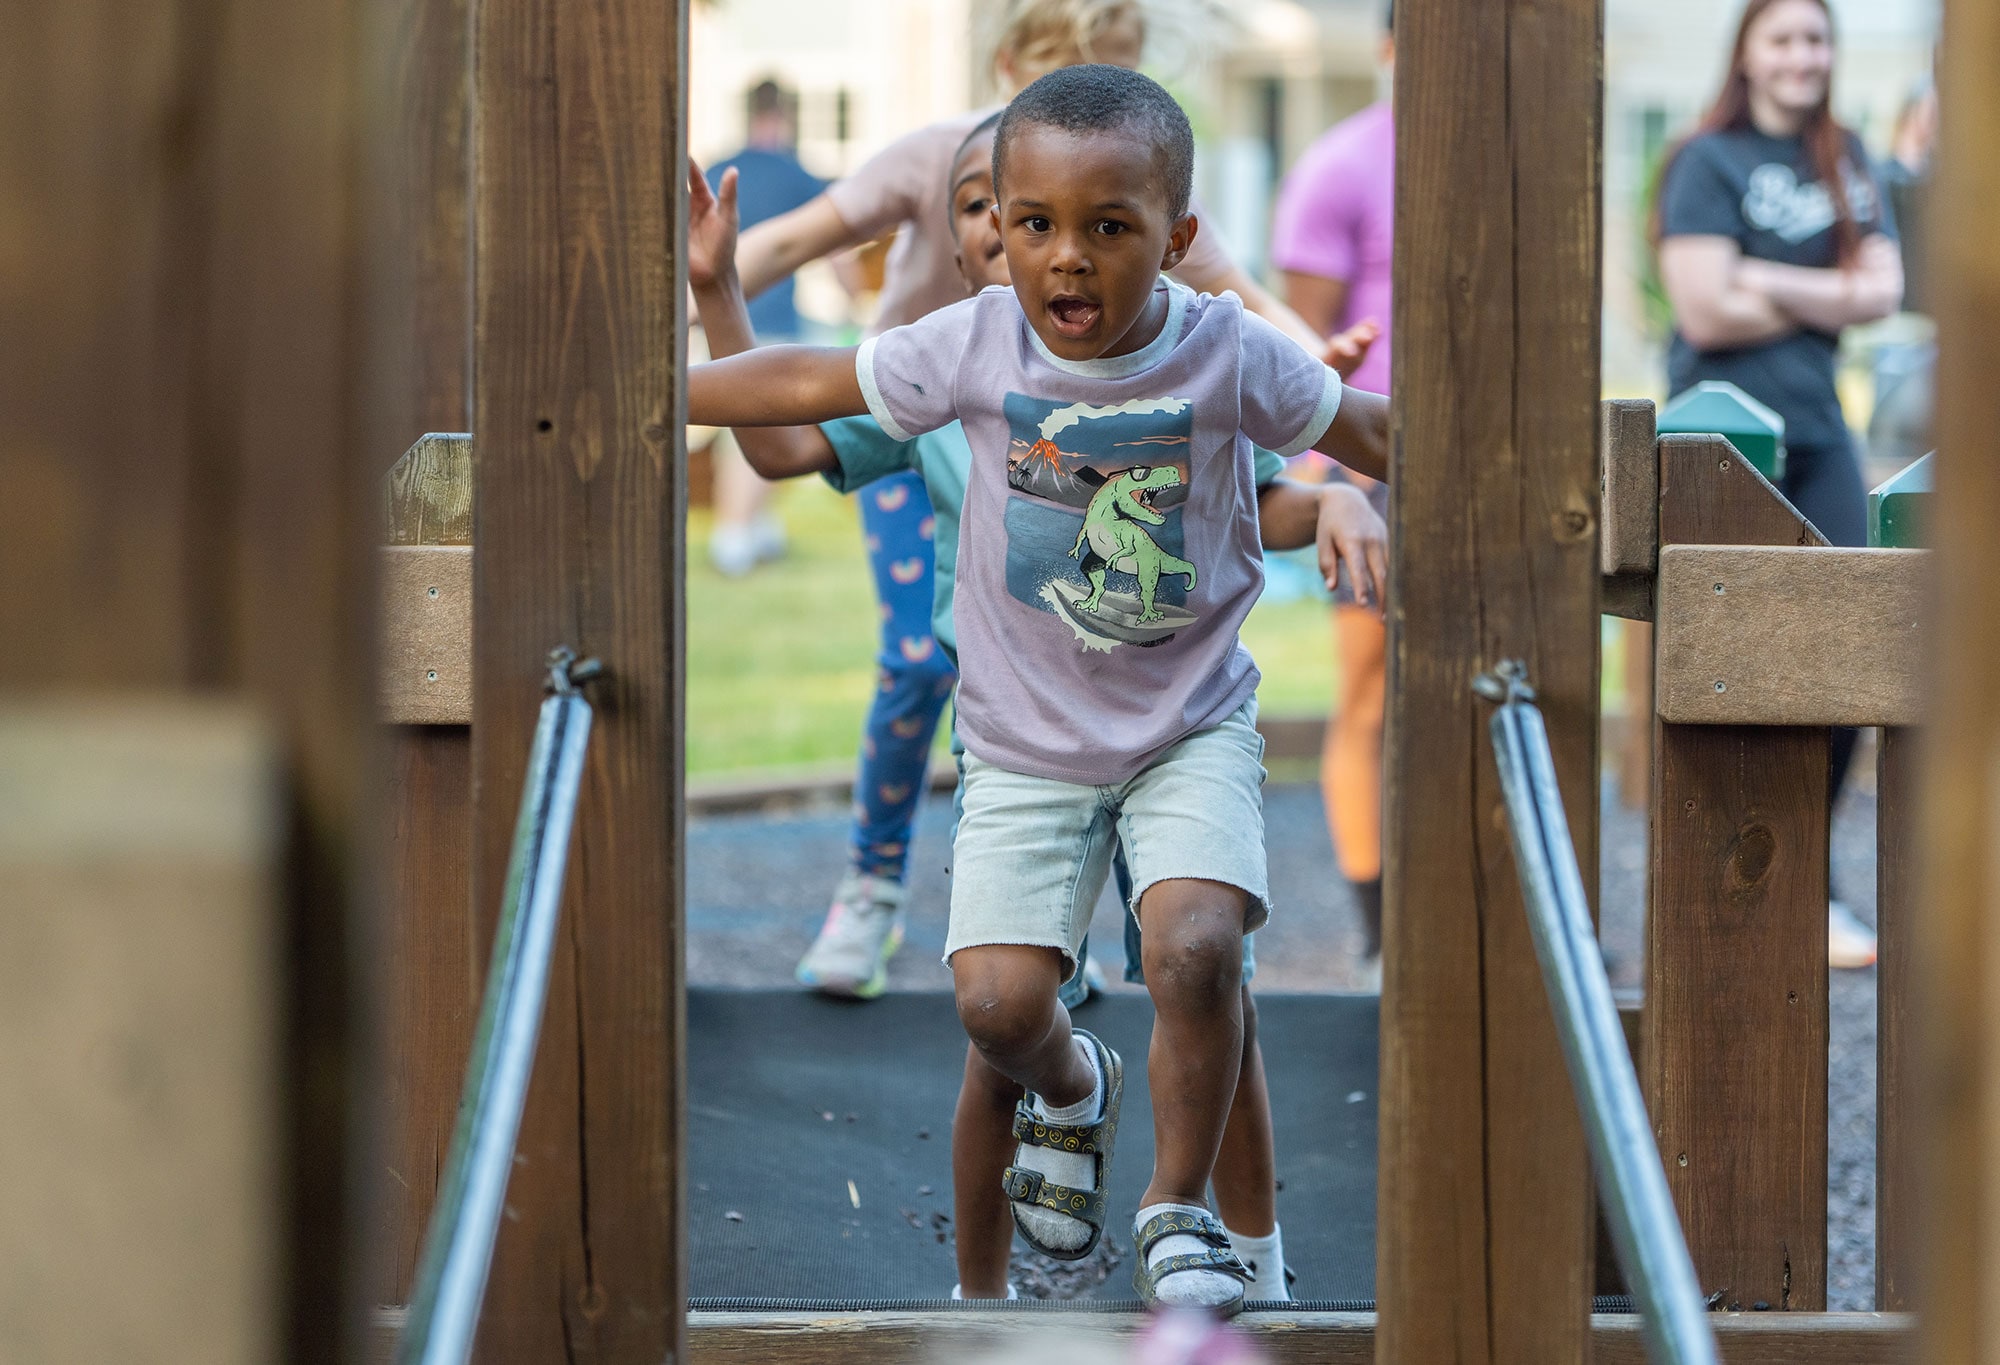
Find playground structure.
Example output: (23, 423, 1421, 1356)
(4, 0, 1999, 1363)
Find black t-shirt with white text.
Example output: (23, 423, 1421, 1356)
(1659, 127, 1895, 450)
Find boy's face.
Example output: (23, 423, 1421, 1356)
(950, 135, 1010, 294)
(993, 122, 1195, 363)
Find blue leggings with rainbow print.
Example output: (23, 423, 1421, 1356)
(851, 470, 956, 881)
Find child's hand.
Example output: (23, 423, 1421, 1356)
(1317, 482, 1388, 612)
(687, 161, 740, 292)
(1320, 319, 1381, 380)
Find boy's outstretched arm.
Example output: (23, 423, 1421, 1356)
(1256, 478, 1388, 611)
(687, 162, 838, 479)
(1310, 386, 1388, 483)
(688, 345, 867, 430)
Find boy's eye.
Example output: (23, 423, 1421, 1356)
(962, 197, 990, 215)
(1096, 220, 1128, 237)
(1023, 216, 1051, 233)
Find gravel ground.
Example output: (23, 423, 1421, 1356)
(691, 757, 1882, 1309)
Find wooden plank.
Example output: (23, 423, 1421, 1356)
(670, 1311, 1917, 1365)
(1647, 446, 1831, 1313)
(379, 545, 473, 724)
(470, 0, 686, 1355)
(385, 432, 474, 547)
(1658, 434, 1826, 549)
(1916, 0, 2000, 1347)
(1875, 727, 1916, 1311)
(375, 724, 475, 1303)
(1380, 0, 1600, 1359)
(0, 702, 281, 1365)
(1654, 546, 1926, 727)
(1601, 399, 1659, 576)
(358, 0, 471, 476)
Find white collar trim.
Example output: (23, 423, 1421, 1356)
(1023, 280, 1189, 379)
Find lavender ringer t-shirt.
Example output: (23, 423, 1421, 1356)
(857, 280, 1343, 786)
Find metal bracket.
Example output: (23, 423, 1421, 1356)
(1473, 659, 1536, 706)
(544, 646, 606, 697)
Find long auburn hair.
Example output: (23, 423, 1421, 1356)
(1653, 0, 1861, 267)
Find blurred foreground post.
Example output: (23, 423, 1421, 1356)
(0, 0, 386, 1359)
(1919, 0, 2000, 1353)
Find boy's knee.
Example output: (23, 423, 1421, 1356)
(1144, 920, 1244, 1011)
(954, 966, 1057, 1057)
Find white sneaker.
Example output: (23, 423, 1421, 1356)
(1829, 900, 1877, 971)
(708, 514, 786, 578)
(796, 872, 906, 999)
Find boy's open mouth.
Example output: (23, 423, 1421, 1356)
(1048, 294, 1101, 338)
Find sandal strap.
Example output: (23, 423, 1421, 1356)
(1149, 1248, 1252, 1282)
(1136, 1206, 1232, 1257)
(1002, 1165, 1105, 1222)
(1010, 1102, 1105, 1153)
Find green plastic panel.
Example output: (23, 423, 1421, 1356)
(1869, 450, 1933, 548)
(1658, 381, 1787, 481)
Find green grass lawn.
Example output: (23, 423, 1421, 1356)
(688, 478, 1339, 778)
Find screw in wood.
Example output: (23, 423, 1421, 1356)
(1714, 680, 1726, 692)
(428, 585, 440, 598)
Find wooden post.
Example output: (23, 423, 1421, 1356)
(1875, 726, 1916, 1311)
(1919, 0, 2000, 1349)
(1379, 0, 1601, 1358)
(360, 0, 471, 470)
(2, 0, 384, 1357)
(470, 0, 686, 1358)
(375, 434, 477, 1304)
(1645, 439, 1830, 1311)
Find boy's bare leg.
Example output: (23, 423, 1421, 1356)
(1209, 985, 1275, 1236)
(953, 1042, 1022, 1297)
(1137, 879, 1248, 1207)
(952, 943, 1104, 1254)
(951, 944, 1094, 1103)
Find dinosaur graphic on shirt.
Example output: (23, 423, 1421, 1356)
(1068, 465, 1198, 622)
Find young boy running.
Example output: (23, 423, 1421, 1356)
(687, 113, 1385, 1304)
(687, 66, 1389, 1315)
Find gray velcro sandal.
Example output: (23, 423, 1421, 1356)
(1001, 1028, 1122, 1261)
(1132, 1205, 1253, 1316)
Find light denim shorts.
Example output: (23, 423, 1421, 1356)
(945, 698, 1270, 979)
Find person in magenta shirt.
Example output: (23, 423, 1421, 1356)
(1267, 1, 1395, 988)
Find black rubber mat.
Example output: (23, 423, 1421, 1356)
(688, 989, 1378, 1303)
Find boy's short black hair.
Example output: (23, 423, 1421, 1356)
(993, 64, 1195, 219)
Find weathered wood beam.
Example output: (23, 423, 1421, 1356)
(1647, 439, 1830, 1312)
(1875, 726, 1916, 1311)
(1601, 399, 1660, 578)
(1653, 546, 1925, 727)
(1917, 0, 2000, 1347)
(378, 546, 472, 724)
(674, 1310, 1914, 1365)
(468, 0, 687, 1355)
(1380, 0, 1602, 1358)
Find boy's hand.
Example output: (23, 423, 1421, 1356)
(687, 161, 740, 292)
(1319, 319, 1380, 380)
(1317, 482, 1388, 612)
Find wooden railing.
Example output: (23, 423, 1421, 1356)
(1596, 399, 1924, 1321)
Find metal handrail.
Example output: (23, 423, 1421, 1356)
(1475, 661, 1718, 1365)
(397, 648, 605, 1365)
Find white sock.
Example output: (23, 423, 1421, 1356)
(952, 1282, 1020, 1300)
(1138, 1202, 1244, 1310)
(1011, 1036, 1103, 1253)
(1225, 1223, 1290, 1301)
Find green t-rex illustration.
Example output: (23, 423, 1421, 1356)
(1069, 465, 1197, 622)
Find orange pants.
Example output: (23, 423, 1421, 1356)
(1321, 604, 1386, 884)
